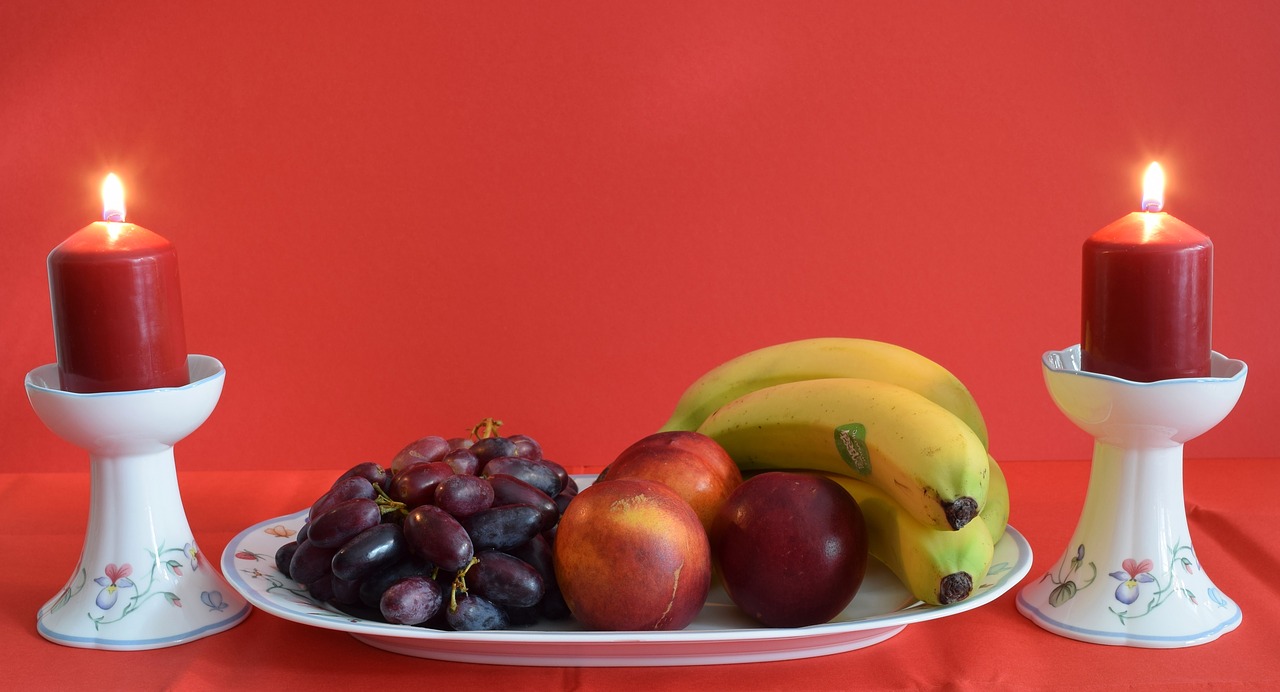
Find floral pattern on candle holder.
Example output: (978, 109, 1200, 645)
(1041, 544, 1098, 607)
(201, 590, 230, 611)
(93, 545, 183, 627)
(1039, 539, 1231, 626)
(1109, 558, 1155, 606)
(1106, 540, 1228, 626)
(41, 540, 229, 630)
(94, 563, 136, 610)
(43, 568, 89, 617)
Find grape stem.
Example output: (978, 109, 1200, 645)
(471, 417, 503, 441)
(448, 556, 481, 612)
(372, 483, 407, 518)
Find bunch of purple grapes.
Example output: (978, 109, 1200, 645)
(274, 419, 578, 631)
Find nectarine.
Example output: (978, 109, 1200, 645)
(602, 431, 742, 532)
(553, 479, 711, 630)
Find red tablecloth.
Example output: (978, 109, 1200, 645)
(3, 459, 1275, 690)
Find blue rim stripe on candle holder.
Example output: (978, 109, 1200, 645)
(37, 602, 251, 650)
(1015, 590, 1241, 646)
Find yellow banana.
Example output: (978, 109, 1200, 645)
(980, 454, 1009, 545)
(660, 337, 988, 449)
(825, 474, 995, 606)
(697, 377, 989, 530)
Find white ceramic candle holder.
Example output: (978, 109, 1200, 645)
(25, 355, 250, 650)
(1016, 345, 1247, 647)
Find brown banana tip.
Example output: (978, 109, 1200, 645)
(944, 496, 979, 530)
(938, 572, 974, 605)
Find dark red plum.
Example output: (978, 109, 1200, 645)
(710, 472, 868, 628)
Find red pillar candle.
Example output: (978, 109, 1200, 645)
(47, 174, 189, 393)
(1081, 163, 1212, 382)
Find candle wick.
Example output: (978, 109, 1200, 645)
(105, 211, 125, 223)
(1142, 202, 1162, 213)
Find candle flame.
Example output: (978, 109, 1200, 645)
(1141, 162, 1164, 213)
(102, 173, 126, 223)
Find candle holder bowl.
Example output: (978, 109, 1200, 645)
(26, 355, 250, 650)
(1016, 345, 1246, 647)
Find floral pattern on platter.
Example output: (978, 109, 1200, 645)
(41, 540, 231, 629)
(263, 524, 296, 539)
(228, 526, 363, 623)
(977, 560, 1014, 591)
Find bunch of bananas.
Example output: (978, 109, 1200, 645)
(660, 337, 1008, 606)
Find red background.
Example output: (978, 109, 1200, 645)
(3, 1, 1279, 474)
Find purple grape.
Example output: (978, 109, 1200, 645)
(466, 551, 544, 609)
(308, 498, 381, 549)
(391, 435, 451, 473)
(471, 436, 518, 464)
(506, 533, 556, 587)
(403, 505, 474, 572)
(307, 573, 337, 603)
(460, 504, 543, 552)
(331, 574, 363, 605)
(447, 593, 508, 631)
(309, 476, 377, 522)
(483, 456, 564, 498)
(435, 474, 495, 518)
(380, 576, 443, 625)
(487, 474, 558, 532)
(389, 461, 455, 508)
(508, 433, 542, 460)
(331, 523, 408, 582)
(357, 557, 434, 610)
(441, 448, 480, 476)
(274, 541, 299, 578)
(336, 461, 392, 492)
(446, 437, 473, 450)
(330, 600, 384, 622)
(289, 539, 338, 586)
(541, 458, 569, 492)
(554, 492, 574, 516)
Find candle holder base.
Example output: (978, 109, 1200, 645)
(1016, 345, 1247, 648)
(25, 356, 250, 650)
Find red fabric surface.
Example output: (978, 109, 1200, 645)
(2, 460, 1276, 690)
